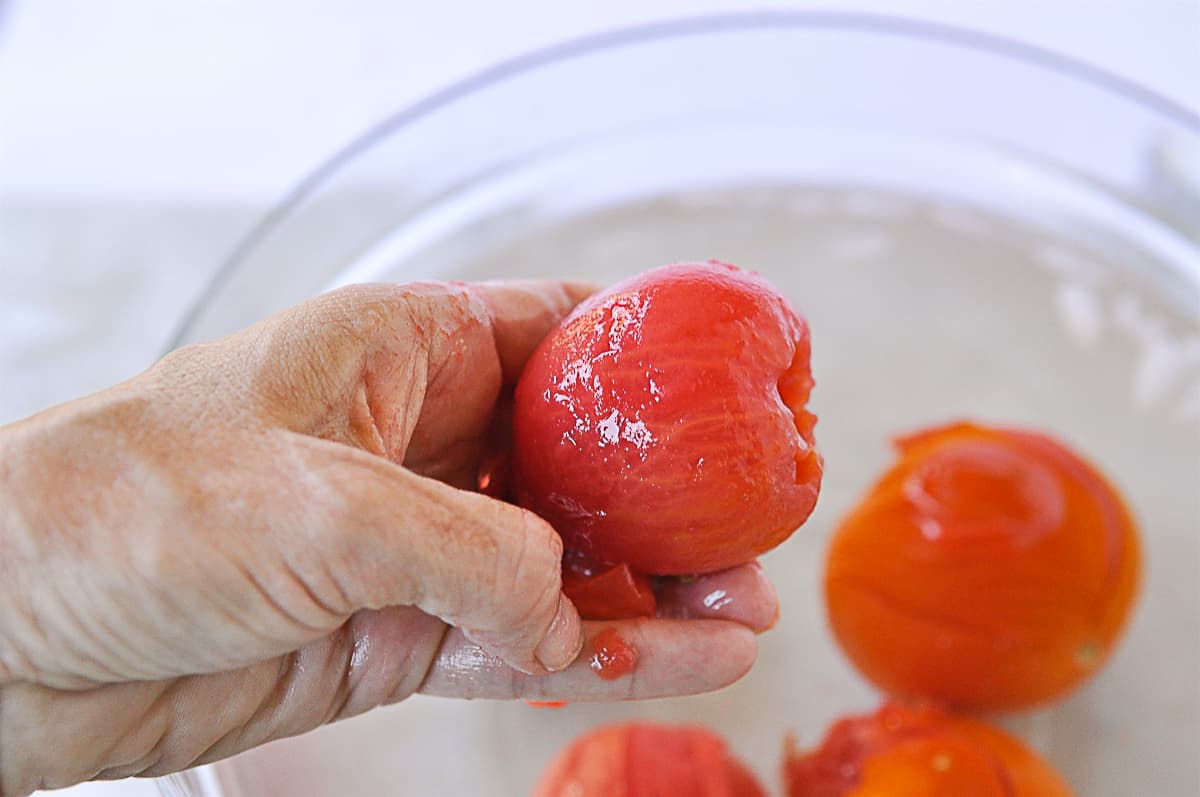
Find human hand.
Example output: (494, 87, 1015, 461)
(0, 281, 778, 795)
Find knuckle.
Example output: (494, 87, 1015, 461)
(492, 508, 562, 620)
(293, 445, 387, 582)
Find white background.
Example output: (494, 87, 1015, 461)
(0, 1, 1196, 795)
(2, 1, 1197, 205)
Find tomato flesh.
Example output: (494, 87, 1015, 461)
(562, 561, 657, 620)
(533, 722, 768, 797)
(588, 627, 638, 681)
(513, 261, 821, 576)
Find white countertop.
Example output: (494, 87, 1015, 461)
(1, 1, 1195, 795)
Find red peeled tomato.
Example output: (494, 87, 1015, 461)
(512, 261, 821, 575)
(532, 722, 767, 797)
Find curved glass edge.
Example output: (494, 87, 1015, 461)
(165, 10, 1200, 354)
(156, 766, 225, 797)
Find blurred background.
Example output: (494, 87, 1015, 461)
(1, 0, 1197, 429)
(1, 2, 1196, 796)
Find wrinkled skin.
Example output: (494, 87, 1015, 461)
(0, 281, 778, 796)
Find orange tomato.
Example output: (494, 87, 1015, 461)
(533, 722, 767, 797)
(785, 702, 1075, 797)
(824, 422, 1141, 710)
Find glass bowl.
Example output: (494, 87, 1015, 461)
(162, 12, 1200, 797)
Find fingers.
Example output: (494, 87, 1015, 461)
(0, 606, 446, 792)
(399, 280, 596, 485)
(236, 282, 503, 467)
(419, 619, 758, 701)
(655, 562, 781, 632)
(473, 280, 599, 384)
(290, 435, 780, 675)
(0, 612, 755, 793)
(293, 436, 581, 675)
(224, 280, 595, 467)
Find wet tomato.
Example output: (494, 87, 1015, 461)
(587, 626, 638, 680)
(785, 702, 1074, 797)
(561, 560, 657, 620)
(824, 422, 1141, 710)
(533, 722, 767, 797)
(513, 261, 821, 576)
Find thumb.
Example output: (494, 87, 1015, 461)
(295, 435, 583, 675)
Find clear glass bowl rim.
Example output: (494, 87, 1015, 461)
(166, 9, 1200, 354)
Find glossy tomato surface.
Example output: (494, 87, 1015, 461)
(561, 561, 657, 620)
(533, 722, 767, 797)
(513, 262, 821, 575)
(785, 702, 1075, 797)
(824, 422, 1141, 710)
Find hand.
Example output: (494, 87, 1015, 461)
(0, 281, 778, 795)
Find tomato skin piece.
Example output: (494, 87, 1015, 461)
(562, 562, 657, 620)
(824, 421, 1141, 710)
(533, 722, 768, 797)
(784, 702, 1074, 797)
(513, 261, 821, 576)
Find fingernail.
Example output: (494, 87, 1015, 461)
(534, 595, 583, 672)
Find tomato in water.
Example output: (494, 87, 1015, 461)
(824, 421, 1141, 710)
(512, 261, 821, 576)
(785, 702, 1074, 797)
(533, 722, 767, 797)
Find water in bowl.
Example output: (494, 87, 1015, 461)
(220, 185, 1199, 797)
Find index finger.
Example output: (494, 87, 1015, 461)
(474, 280, 600, 385)
(400, 279, 597, 483)
(655, 562, 781, 633)
(418, 619, 757, 701)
